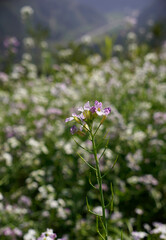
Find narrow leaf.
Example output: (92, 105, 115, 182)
(121, 230, 123, 240)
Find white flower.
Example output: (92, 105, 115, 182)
(132, 231, 147, 240)
(93, 206, 108, 218)
(0, 193, 3, 201)
(2, 153, 13, 166)
(23, 37, 35, 48)
(21, 6, 34, 20)
(24, 229, 36, 240)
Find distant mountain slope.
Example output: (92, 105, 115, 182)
(0, 0, 106, 42)
(138, 0, 166, 24)
(76, 0, 153, 12)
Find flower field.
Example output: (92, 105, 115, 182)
(0, 19, 166, 240)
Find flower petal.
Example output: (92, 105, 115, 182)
(84, 101, 91, 110)
(104, 107, 111, 115)
(65, 117, 74, 122)
(96, 110, 104, 116)
(78, 107, 84, 112)
(95, 101, 102, 109)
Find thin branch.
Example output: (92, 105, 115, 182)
(110, 182, 114, 211)
(72, 137, 92, 153)
(99, 216, 107, 233)
(96, 216, 105, 240)
(86, 197, 101, 217)
(94, 122, 102, 136)
(80, 122, 91, 133)
(99, 138, 110, 160)
(111, 155, 119, 170)
(105, 201, 111, 209)
(89, 172, 98, 190)
(105, 182, 114, 211)
(102, 155, 118, 178)
(77, 152, 96, 171)
(96, 130, 110, 150)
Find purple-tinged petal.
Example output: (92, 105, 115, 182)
(51, 233, 57, 238)
(79, 113, 86, 120)
(84, 101, 91, 110)
(95, 101, 102, 109)
(65, 117, 74, 122)
(47, 108, 62, 115)
(72, 113, 79, 117)
(104, 107, 111, 115)
(96, 110, 104, 116)
(78, 107, 84, 112)
(90, 106, 96, 113)
(70, 125, 78, 135)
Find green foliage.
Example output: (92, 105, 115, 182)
(101, 36, 113, 60)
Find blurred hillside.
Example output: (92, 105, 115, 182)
(77, 0, 153, 12)
(138, 0, 166, 24)
(0, 0, 106, 43)
(0, 0, 165, 44)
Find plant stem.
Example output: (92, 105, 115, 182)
(91, 130, 108, 240)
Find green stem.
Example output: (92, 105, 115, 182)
(91, 129, 108, 240)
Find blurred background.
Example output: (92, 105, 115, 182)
(0, 0, 166, 47)
(0, 0, 166, 240)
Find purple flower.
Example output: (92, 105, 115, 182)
(65, 117, 74, 122)
(90, 106, 96, 113)
(38, 229, 57, 240)
(3, 227, 14, 236)
(0, 72, 8, 82)
(65, 100, 111, 125)
(132, 231, 147, 240)
(70, 125, 78, 135)
(104, 107, 111, 115)
(3, 37, 19, 48)
(13, 228, 22, 236)
(19, 195, 31, 207)
(47, 108, 62, 115)
(84, 101, 91, 110)
(95, 101, 102, 109)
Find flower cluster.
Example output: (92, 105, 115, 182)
(3, 37, 19, 54)
(38, 229, 57, 240)
(21, 6, 34, 20)
(65, 101, 111, 134)
(132, 231, 147, 240)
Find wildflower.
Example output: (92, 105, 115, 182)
(0, 72, 8, 83)
(19, 196, 31, 207)
(135, 208, 144, 215)
(132, 231, 147, 240)
(93, 206, 109, 218)
(150, 222, 166, 237)
(47, 108, 62, 116)
(23, 37, 35, 48)
(65, 101, 111, 125)
(3, 37, 19, 48)
(24, 229, 36, 240)
(21, 6, 34, 20)
(70, 125, 78, 135)
(38, 229, 57, 240)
